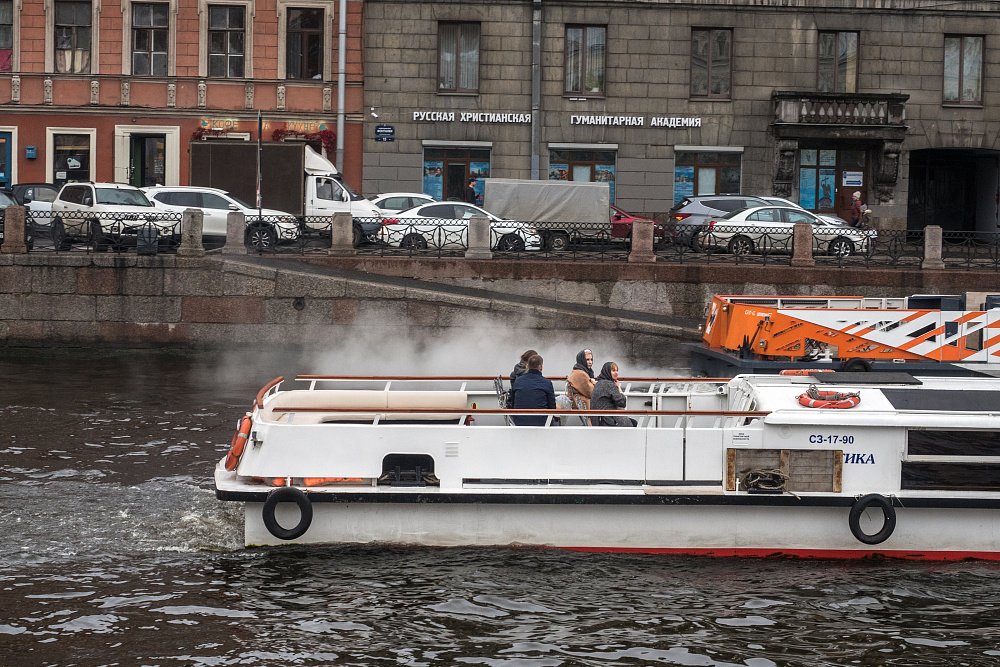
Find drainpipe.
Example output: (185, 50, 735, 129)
(336, 0, 347, 173)
(530, 0, 541, 180)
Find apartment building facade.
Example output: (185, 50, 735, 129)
(363, 0, 1000, 231)
(0, 0, 365, 192)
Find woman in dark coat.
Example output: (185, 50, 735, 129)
(589, 362, 636, 427)
(510, 349, 538, 383)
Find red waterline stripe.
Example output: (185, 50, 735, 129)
(557, 546, 1000, 561)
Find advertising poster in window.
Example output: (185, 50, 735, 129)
(470, 161, 490, 203)
(674, 166, 695, 203)
(799, 169, 816, 210)
(595, 164, 615, 203)
(817, 168, 835, 209)
(548, 163, 569, 180)
(423, 161, 443, 200)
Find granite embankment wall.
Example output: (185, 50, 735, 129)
(2, 252, 999, 353)
(0, 254, 700, 358)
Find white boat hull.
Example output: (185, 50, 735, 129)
(243, 497, 1000, 559)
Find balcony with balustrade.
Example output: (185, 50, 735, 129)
(771, 92, 909, 142)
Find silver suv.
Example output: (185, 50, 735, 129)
(50, 182, 174, 250)
(667, 195, 768, 246)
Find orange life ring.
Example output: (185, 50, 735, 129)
(224, 415, 253, 471)
(780, 369, 834, 376)
(798, 391, 860, 409)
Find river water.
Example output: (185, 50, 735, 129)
(3, 346, 1000, 667)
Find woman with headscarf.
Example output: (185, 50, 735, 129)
(589, 361, 636, 427)
(566, 349, 596, 413)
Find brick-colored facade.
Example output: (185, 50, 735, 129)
(0, 0, 366, 192)
(364, 0, 1000, 232)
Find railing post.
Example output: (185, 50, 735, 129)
(627, 219, 656, 263)
(328, 211, 356, 257)
(789, 222, 815, 267)
(465, 215, 493, 259)
(922, 225, 945, 270)
(0, 205, 28, 254)
(222, 211, 246, 255)
(177, 208, 206, 257)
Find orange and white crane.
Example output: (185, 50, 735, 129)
(702, 294, 1000, 366)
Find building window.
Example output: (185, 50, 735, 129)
(53, 134, 91, 186)
(565, 26, 605, 95)
(438, 23, 479, 93)
(132, 3, 168, 76)
(209, 5, 245, 77)
(422, 147, 490, 201)
(944, 35, 982, 105)
(55, 1, 92, 74)
(691, 29, 731, 99)
(818, 31, 857, 93)
(548, 149, 617, 202)
(674, 151, 741, 202)
(0, 0, 12, 72)
(286, 7, 323, 79)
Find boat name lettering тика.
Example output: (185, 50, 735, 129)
(844, 453, 876, 465)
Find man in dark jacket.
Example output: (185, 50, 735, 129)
(464, 177, 480, 205)
(509, 354, 555, 426)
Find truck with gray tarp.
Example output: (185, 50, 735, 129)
(482, 178, 611, 251)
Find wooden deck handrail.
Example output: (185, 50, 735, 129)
(270, 406, 769, 417)
(256, 376, 285, 408)
(293, 375, 732, 382)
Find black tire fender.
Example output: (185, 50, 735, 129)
(848, 493, 896, 545)
(262, 486, 313, 540)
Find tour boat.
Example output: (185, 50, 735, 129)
(689, 293, 1000, 377)
(214, 372, 1000, 559)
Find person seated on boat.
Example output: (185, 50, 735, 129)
(510, 354, 556, 426)
(590, 362, 637, 427)
(510, 349, 538, 384)
(566, 349, 597, 418)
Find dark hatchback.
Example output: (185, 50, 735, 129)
(0, 189, 33, 249)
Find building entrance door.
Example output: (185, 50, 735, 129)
(130, 135, 166, 187)
(798, 147, 867, 222)
(0, 132, 10, 188)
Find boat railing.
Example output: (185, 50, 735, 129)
(268, 405, 769, 428)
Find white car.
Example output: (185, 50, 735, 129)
(698, 205, 876, 257)
(369, 192, 437, 213)
(50, 182, 175, 250)
(379, 202, 542, 252)
(143, 185, 300, 250)
(760, 196, 851, 226)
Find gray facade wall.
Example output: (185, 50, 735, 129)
(363, 0, 1000, 225)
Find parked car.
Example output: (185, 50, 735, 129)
(610, 204, 666, 245)
(759, 196, 852, 226)
(0, 189, 32, 250)
(370, 192, 437, 213)
(143, 185, 301, 250)
(379, 202, 542, 252)
(697, 205, 876, 257)
(11, 183, 59, 228)
(667, 195, 769, 245)
(50, 182, 176, 251)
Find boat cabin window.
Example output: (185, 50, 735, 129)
(903, 430, 1000, 491)
(908, 430, 1000, 457)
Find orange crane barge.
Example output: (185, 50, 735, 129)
(687, 293, 1000, 377)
